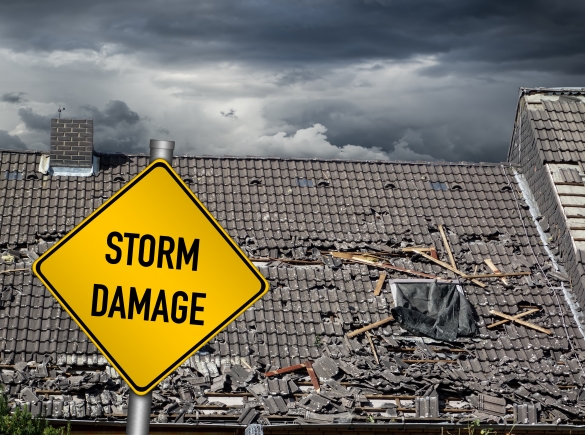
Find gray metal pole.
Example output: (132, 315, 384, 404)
(126, 391, 152, 435)
(126, 139, 176, 435)
(149, 139, 175, 164)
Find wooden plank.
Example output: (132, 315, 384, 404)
(0, 268, 27, 275)
(330, 252, 357, 259)
(484, 258, 508, 285)
(401, 247, 436, 252)
(461, 272, 531, 279)
(365, 331, 379, 365)
(304, 360, 320, 391)
(347, 316, 394, 338)
(412, 250, 486, 288)
(265, 363, 306, 377)
(373, 272, 387, 296)
(490, 310, 552, 335)
(488, 308, 540, 329)
(438, 225, 456, 269)
(341, 254, 446, 280)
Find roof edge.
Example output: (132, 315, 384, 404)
(0, 148, 511, 167)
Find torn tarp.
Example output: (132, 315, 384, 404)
(390, 280, 478, 341)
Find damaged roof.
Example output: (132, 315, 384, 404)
(1, 149, 585, 427)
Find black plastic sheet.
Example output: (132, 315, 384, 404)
(391, 281, 478, 341)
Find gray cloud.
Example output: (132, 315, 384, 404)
(220, 109, 237, 119)
(80, 101, 149, 153)
(1, 92, 27, 104)
(0, 0, 584, 162)
(0, 130, 27, 150)
(81, 100, 140, 128)
(18, 107, 52, 131)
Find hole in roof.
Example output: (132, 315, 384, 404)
(295, 177, 314, 187)
(113, 176, 125, 182)
(430, 182, 448, 191)
(4, 171, 23, 181)
(451, 184, 462, 190)
(384, 182, 397, 189)
(249, 178, 262, 185)
(501, 185, 512, 191)
(317, 180, 330, 187)
(26, 173, 39, 180)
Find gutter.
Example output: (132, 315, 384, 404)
(48, 419, 585, 432)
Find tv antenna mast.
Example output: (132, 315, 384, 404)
(58, 106, 65, 119)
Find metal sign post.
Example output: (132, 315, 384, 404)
(126, 139, 175, 435)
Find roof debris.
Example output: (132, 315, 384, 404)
(1, 150, 585, 428)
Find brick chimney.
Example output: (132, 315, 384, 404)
(50, 118, 94, 172)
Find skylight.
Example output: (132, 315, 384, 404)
(430, 182, 448, 191)
(295, 177, 314, 187)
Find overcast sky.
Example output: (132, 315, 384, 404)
(1, 0, 584, 162)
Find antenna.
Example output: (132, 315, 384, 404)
(58, 106, 65, 119)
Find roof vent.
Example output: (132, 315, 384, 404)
(384, 182, 397, 189)
(49, 118, 98, 177)
(249, 178, 262, 185)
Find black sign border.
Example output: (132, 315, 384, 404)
(34, 160, 267, 393)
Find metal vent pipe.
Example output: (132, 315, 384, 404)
(149, 140, 175, 164)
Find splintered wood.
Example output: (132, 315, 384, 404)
(347, 316, 394, 338)
(489, 309, 552, 335)
(461, 272, 531, 279)
(373, 272, 387, 296)
(365, 331, 379, 365)
(411, 249, 487, 288)
(488, 308, 540, 329)
(330, 252, 444, 280)
(484, 258, 508, 285)
(265, 361, 320, 390)
(438, 225, 457, 269)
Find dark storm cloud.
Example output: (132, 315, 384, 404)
(1, 0, 584, 72)
(81, 100, 140, 128)
(0, 130, 27, 150)
(1, 92, 27, 104)
(18, 107, 51, 131)
(80, 101, 148, 153)
(1, 0, 584, 162)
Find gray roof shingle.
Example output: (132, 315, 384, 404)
(0, 149, 583, 425)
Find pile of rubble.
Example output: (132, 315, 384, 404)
(4, 329, 585, 426)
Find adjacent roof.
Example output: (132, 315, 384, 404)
(1, 149, 585, 427)
(508, 87, 585, 330)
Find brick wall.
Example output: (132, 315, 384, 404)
(50, 118, 93, 168)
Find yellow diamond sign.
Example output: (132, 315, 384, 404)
(32, 159, 269, 395)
